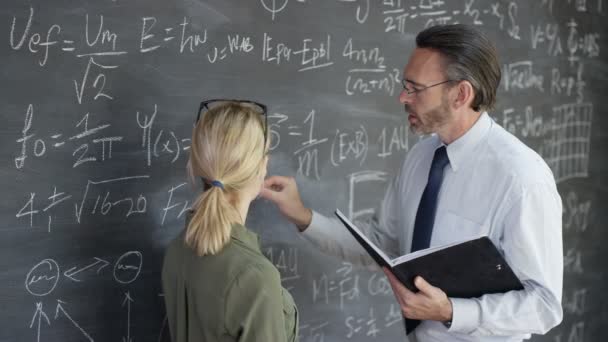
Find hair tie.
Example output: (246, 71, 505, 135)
(210, 180, 225, 190)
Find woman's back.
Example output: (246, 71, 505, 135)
(162, 100, 297, 341)
(162, 222, 298, 342)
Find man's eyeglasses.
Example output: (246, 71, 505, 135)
(401, 79, 456, 96)
(196, 99, 268, 148)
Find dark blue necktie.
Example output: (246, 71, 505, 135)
(404, 146, 450, 335)
(411, 146, 450, 252)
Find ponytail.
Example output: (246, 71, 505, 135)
(185, 101, 268, 256)
(184, 185, 241, 256)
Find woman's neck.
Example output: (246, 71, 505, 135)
(228, 183, 258, 226)
(233, 196, 252, 225)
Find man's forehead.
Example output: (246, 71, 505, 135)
(403, 48, 445, 80)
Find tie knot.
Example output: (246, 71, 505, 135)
(432, 146, 449, 170)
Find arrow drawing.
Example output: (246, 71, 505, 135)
(122, 291, 134, 342)
(64, 257, 110, 282)
(55, 300, 94, 342)
(29, 302, 51, 342)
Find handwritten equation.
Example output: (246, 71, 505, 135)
(5, 1, 604, 342)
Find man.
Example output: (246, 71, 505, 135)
(261, 24, 563, 341)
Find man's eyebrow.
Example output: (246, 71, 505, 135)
(404, 78, 423, 87)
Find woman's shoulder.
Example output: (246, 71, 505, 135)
(226, 258, 283, 298)
(164, 231, 186, 259)
(229, 247, 280, 281)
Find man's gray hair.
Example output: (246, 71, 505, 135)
(416, 24, 501, 112)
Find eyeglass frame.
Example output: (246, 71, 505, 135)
(196, 99, 268, 149)
(400, 79, 458, 96)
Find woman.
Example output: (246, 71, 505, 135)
(162, 100, 298, 341)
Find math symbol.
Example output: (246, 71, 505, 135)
(260, 0, 289, 21)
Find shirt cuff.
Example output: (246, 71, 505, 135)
(302, 210, 332, 238)
(448, 297, 481, 334)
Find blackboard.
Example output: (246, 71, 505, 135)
(1, 0, 606, 341)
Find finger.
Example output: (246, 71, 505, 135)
(382, 268, 406, 307)
(259, 187, 278, 201)
(263, 179, 288, 195)
(382, 268, 401, 292)
(264, 175, 291, 188)
(382, 269, 423, 319)
(382, 267, 397, 282)
(384, 269, 416, 298)
(382, 267, 394, 280)
(383, 268, 411, 290)
(414, 276, 435, 295)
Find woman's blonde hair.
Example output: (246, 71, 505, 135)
(185, 101, 269, 256)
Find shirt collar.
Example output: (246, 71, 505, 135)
(434, 112, 492, 172)
(230, 223, 262, 253)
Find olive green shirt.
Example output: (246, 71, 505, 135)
(162, 223, 298, 342)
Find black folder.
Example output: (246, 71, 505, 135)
(335, 209, 524, 334)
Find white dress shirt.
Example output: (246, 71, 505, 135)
(303, 112, 563, 341)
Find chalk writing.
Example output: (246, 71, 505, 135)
(563, 191, 592, 233)
(562, 288, 587, 315)
(530, 22, 563, 56)
(122, 292, 135, 342)
(29, 302, 50, 342)
(367, 273, 392, 297)
(542, 102, 593, 183)
(377, 125, 410, 158)
(563, 248, 584, 273)
(330, 125, 369, 166)
(263, 33, 334, 71)
(113, 251, 143, 285)
(140, 16, 208, 54)
(137, 105, 190, 166)
(348, 171, 388, 224)
(10, 7, 61, 67)
(261, 0, 289, 21)
(566, 19, 601, 65)
(551, 63, 586, 102)
(25, 259, 60, 296)
(384, 303, 403, 327)
(54, 300, 94, 342)
(312, 262, 361, 309)
(502, 60, 545, 93)
(345, 307, 380, 338)
(298, 321, 328, 342)
(63, 257, 110, 282)
(4, 2, 605, 341)
(161, 182, 190, 226)
(294, 110, 328, 180)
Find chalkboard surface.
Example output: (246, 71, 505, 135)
(1, 1, 606, 341)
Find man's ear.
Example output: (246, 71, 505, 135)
(452, 80, 475, 110)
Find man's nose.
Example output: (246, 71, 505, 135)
(399, 89, 413, 104)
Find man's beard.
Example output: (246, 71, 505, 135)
(405, 99, 451, 135)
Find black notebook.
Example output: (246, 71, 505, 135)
(335, 209, 524, 334)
